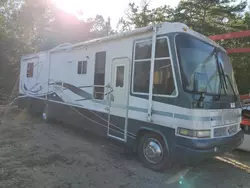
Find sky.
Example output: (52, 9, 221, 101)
(52, 0, 181, 27)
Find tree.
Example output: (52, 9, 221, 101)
(223, 12, 250, 94)
(173, 0, 247, 35)
(89, 15, 114, 37)
(117, 0, 175, 31)
(0, 0, 40, 100)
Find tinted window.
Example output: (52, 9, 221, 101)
(27, 63, 34, 78)
(135, 40, 152, 60)
(133, 61, 150, 93)
(133, 37, 175, 96)
(94, 51, 106, 100)
(135, 38, 170, 60)
(155, 38, 170, 58)
(77, 61, 87, 74)
(217, 51, 239, 95)
(153, 59, 175, 95)
(116, 66, 124, 87)
(176, 33, 221, 94)
(95, 51, 106, 74)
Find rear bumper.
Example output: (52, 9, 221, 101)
(173, 130, 244, 163)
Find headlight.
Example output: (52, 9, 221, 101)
(178, 128, 196, 137)
(196, 130, 211, 138)
(177, 128, 211, 138)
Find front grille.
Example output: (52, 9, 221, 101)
(214, 124, 238, 138)
(228, 124, 238, 135)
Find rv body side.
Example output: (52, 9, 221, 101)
(18, 22, 244, 170)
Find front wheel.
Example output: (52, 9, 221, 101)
(138, 133, 171, 171)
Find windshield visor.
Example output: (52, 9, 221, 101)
(175, 33, 238, 96)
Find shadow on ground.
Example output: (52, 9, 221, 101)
(0, 106, 249, 188)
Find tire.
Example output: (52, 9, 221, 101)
(138, 132, 170, 171)
(42, 104, 51, 123)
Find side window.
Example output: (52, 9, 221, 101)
(133, 40, 151, 93)
(153, 59, 175, 95)
(133, 60, 150, 93)
(94, 51, 106, 100)
(116, 66, 124, 87)
(27, 63, 34, 78)
(77, 61, 87, 74)
(133, 38, 175, 96)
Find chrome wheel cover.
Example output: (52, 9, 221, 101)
(143, 138, 163, 164)
(42, 112, 47, 120)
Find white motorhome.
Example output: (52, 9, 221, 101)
(18, 22, 244, 171)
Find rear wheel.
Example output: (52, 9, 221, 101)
(138, 132, 171, 171)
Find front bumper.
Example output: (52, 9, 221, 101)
(173, 130, 244, 163)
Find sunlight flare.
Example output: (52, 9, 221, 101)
(52, 0, 85, 18)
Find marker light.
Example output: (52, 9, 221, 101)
(182, 27, 188, 32)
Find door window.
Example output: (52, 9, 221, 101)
(116, 66, 124, 87)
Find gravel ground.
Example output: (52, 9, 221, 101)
(0, 106, 250, 188)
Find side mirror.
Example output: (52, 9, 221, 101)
(194, 72, 208, 93)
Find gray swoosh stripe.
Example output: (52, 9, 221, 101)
(173, 114, 221, 121)
(127, 106, 221, 122)
(49, 83, 222, 122)
(153, 109, 173, 117)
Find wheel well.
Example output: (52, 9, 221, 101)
(136, 129, 167, 151)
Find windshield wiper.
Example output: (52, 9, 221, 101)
(225, 74, 238, 102)
(213, 51, 227, 101)
(216, 59, 238, 101)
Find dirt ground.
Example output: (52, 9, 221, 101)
(0, 106, 250, 188)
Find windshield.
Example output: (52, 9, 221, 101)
(175, 33, 239, 96)
(217, 51, 239, 95)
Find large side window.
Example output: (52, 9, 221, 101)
(94, 51, 106, 100)
(133, 38, 175, 96)
(27, 62, 34, 78)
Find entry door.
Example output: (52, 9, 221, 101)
(108, 57, 130, 141)
(22, 57, 40, 95)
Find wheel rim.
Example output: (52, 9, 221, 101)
(143, 138, 163, 164)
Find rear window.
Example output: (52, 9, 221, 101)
(27, 63, 34, 78)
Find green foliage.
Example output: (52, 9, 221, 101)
(117, 0, 175, 31)
(173, 0, 247, 35)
